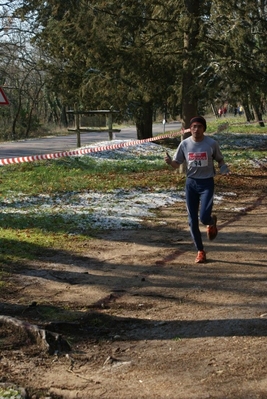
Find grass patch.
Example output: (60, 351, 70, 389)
(206, 115, 267, 134)
(0, 128, 266, 263)
(0, 151, 185, 262)
(0, 152, 172, 195)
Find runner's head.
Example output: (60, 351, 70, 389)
(189, 116, 207, 132)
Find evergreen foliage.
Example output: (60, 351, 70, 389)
(11, 0, 267, 137)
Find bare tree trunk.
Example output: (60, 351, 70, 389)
(179, 0, 201, 173)
(242, 98, 254, 122)
(60, 104, 68, 127)
(25, 82, 45, 138)
(135, 100, 153, 140)
(11, 88, 22, 140)
(252, 102, 264, 127)
(211, 103, 219, 118)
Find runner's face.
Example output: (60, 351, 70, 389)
(190, 123, 205, 141)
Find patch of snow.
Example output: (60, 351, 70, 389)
(2, 136, 263, 232)
(0, 188, 185, 231)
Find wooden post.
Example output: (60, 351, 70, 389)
(107, 112, 113, 140)
(74, 106, 81, 147)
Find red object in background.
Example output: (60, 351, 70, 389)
(0, 87, 9, 105)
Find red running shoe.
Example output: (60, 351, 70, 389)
(195, 250, 206, 263)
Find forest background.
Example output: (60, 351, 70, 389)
(0, 0, 267, 142)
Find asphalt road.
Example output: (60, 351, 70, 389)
(0, 122, 181, 160)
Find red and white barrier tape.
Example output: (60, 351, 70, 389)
(0, 129, 188, 166)
(0, 117, 264, 166)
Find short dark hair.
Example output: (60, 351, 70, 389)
(189, 116, 207, 131)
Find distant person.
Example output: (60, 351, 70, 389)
(165, 116, 229, 264)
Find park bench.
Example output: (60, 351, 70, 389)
(67, 109, 120, 146)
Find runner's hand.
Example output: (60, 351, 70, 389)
(220, 164, 230, 175)
(165, 152, 172, 165)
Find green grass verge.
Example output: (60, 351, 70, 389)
(0, 126, 266, 266)
(206, 115, 267, 134)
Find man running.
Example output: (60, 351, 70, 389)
(165, 116, 229, 263)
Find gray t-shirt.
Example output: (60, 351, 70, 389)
(173, 135, 224, 179)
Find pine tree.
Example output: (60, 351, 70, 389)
(14, 0, 267, 137)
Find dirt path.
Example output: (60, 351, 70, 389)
(1, 186, 267, 398)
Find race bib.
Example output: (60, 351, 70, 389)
(188, 152, 208, 167)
